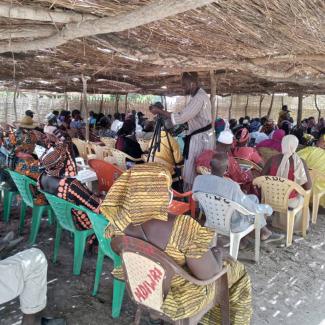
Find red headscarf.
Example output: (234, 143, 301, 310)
(256, 129, 285, 152)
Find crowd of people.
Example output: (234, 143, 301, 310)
(1, 73, 325, 325)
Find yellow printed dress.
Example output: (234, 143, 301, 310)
(112, 215, 252, 325)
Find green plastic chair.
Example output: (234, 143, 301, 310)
(1, 187, 20, 223)
(43, 192, 95, 276)
(7, 170, 52, 243)
(87, 212, 125, 318)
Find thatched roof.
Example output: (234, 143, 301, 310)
(0, 0, 324, 96)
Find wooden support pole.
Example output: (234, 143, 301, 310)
(35, 92, 40, 123)
(99, 94, 104, 114)
(228, 95, 233, 120)
(115, 94, 120, 113)
(4, 91, 8, 123)
(13, 85, 18, 121)
(266, 93, 275, 119)
(315, 94, 321, 122)
(297, 93, 303, 125)
(124, 93, 128, 113)
(210, 70, 217, 123)
(79, 93, 83, 112)
(259, 95, 265, 118)
(244, 95, 249, 117)
(64, 93, 69, 111)
(81, 75, 89, 142)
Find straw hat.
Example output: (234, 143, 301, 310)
(18, 116, 38, 129)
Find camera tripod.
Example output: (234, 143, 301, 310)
(146, 114, 183, 188)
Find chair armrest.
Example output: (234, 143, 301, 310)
(176, 266, 228, 286)
(172, 190, 192, 199)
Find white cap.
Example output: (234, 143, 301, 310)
(45, 112, 56, 121)
(218, 130, 234, 144)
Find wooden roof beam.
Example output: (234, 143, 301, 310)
(0, 3, 97, 23)
(0, 0, 216, 53)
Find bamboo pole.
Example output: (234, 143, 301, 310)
(216, 95, 219, 118)
(258, 95, 265, 118)
(314, 95, 321, 122)
(81, 75, 89, 142)
(297, 93, 303, 124)
(266, 93, 275, 119)
(228, 95, 233, 120)
(244, 95, 249, 117)
(124, 93, 128, 113)
(210, 70, 217, 123)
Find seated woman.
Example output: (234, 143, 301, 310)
(8, 117, 47, 205)
(116, 119, 143, 159)
(96, 116, 116, 138)
(101, 163, 252, 325)
(232, 128, 263, 166)
(262, 135, 312, 231)
(38, 143, 101, 247)
(298, 133, 325, 209)
(256, 129, 285, 152)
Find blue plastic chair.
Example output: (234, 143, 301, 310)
(87, 211, 125, 318)
(43, 192, 95, 276)
(7, 170, 52, 243)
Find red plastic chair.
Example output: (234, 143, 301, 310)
(168, 190, 196, 218)
(88, 159, 123, 193)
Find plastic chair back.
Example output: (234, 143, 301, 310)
(91, 144, 111, 160)
(138, 139, 151, 152)
(100, 137, 116, 148)
(257, 147, 279, 163)
(193, 192, 254, 234)
(110, 148, 127, 169)
(253, 176, 305, 214)
(88, 159, 123, 192)
(43, 192, 80, 232)
(8, 170, 36, 207)
(87, 212, 119, 260)
(112, 236, 230, 323)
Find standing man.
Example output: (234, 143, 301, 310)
(150, 72, 214, 190)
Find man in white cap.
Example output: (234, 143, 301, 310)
(193, 150, 284, 244)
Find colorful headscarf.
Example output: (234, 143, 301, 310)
(101, 163, 172, 238)
(276, 135, 307, 186)
(8, 129, 37, 154)
(40, 143, 77, 177)
(256, 129, 285, 152)
(235, 128, 249, 146)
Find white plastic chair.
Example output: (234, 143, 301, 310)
(75, 157, 89, 170)
(193, 192, 261, 262)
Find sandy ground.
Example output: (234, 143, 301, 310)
(1, 205, 325, 325)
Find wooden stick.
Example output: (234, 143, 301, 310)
(35, 91, 40, 123)
(4, 91, 8, 123)
(99, 93, 104, 114)
(210, 70, 217, 123)
(81, 75, 89, 142)
(314, 94, 321, 123)
(124, 93, 128, 113)
(228, 95, 233, 120)
(259, 95, 265, 118)
(13, 85, 18, 122)
(244, 95, 249, 117)
(266, 94, 275, 119)
(297, 93, 303, 125)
